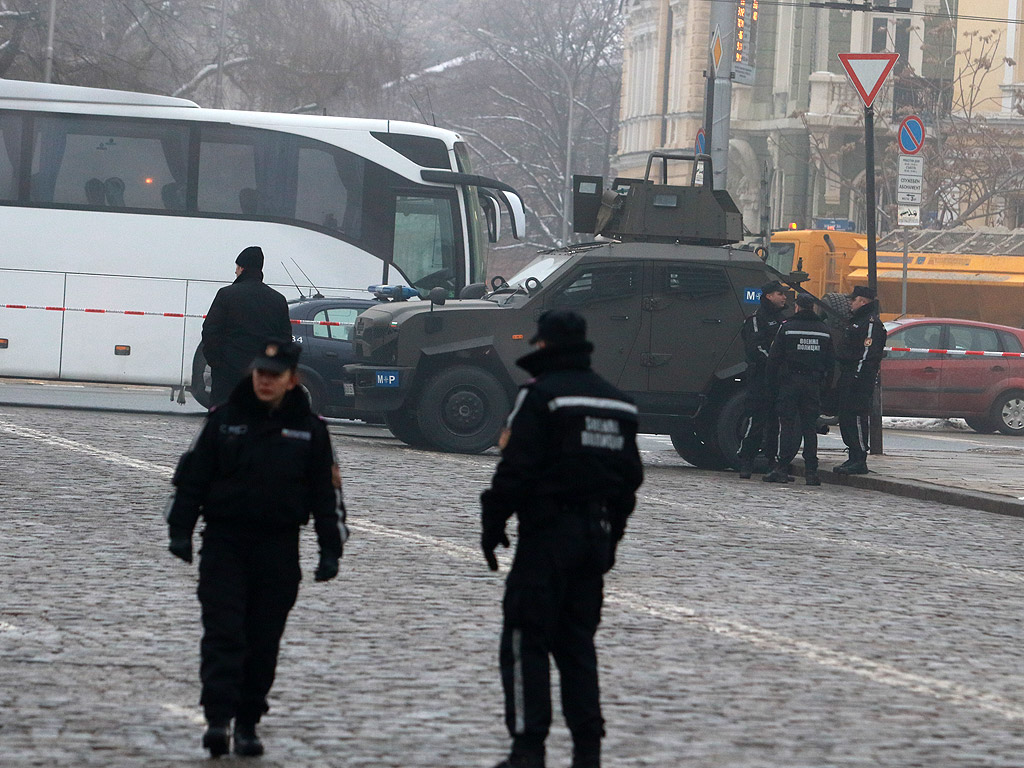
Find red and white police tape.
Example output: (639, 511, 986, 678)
(2, 303, 1022, 348)
(0, 303, 344, 326)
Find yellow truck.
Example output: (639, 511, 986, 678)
(768, 229, 1024, 327)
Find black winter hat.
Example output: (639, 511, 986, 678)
(529, 310, 587, 346)
(236, 245, 265, 270)
(795, 293, 816, 309)
(761, 280, 786, 296)
(850, 285, 877, 300)
(252, 338, 301, 373)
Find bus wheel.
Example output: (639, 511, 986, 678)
(190, 345, 212, 408)
(416, 365, 509, 453)
(384, 409, 429, 447)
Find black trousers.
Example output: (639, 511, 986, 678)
(737, 375, 779, 462)
(197, 527, 301, 724)
(836, 367, 875, 461)
(210, 365, 246, 408)
(500, 512, 610, 760)
(776, 372, 822, 472)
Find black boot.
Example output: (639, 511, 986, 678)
(805, 470, 821, 486)
(763, 466, 791, 483)
(737, 458, 753, 479)
(570, 744, 600, 768)
(233, 720, 264, 757)
(834, 459, 868, 475)
(202, 722, 230, 758)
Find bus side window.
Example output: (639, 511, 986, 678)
(294, 143, 364, 238)
(30, 115, 188, 210)
(0, 115, 22, 201)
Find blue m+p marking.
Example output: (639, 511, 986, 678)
(743, 288, 762, 304)
(375, 371, 400, 387)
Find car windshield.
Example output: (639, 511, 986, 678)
(504, 252, 574, 289)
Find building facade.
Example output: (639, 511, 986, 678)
(616, 0, 1024, 236)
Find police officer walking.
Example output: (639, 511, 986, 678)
(834, 285, 887, 474)
(763, 293, 834, 485)
(165, 338, 348, 758)
(201, 246, 292, 407)
(480, 310, 644, 768)
(736, 280, 787, 478)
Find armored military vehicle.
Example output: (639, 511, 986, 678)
(346, 152, 803, 468)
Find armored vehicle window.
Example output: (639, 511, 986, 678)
(661, 264, 731, 299)
(552, 264, 642, 307)
(312, 307, 360, 340)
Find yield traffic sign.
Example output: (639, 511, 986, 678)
(898, 115, 925, 155)
(838, 52, 900, 108)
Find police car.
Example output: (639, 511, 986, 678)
(190, 296, 382, 420)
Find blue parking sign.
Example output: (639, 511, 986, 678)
(375, 371, 400, 387)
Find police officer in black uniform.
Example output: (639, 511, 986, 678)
(202, 246, 292, 407)
(834, 285, 887, 474)
(480, 311, 644, 768)
(165, 338, 348, 758)
(736, 280, 787, 478)
(763, 293, 834, 485)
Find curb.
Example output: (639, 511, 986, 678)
(793, 464, 1024, 519)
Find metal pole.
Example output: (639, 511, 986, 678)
(43, 0, 57, 83)
(214, 0, 227, 108)
(901, 226, 909, 316)
(863, 104, 883, 455)
(864, 105, 878, 292)
(561, 74, 574, 247)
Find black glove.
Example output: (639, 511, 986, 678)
(481, 526, 510, 572)
(168, 529, 193, 564)
(314, 554, 339, 582)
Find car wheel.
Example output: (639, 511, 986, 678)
(190, 345, 212, 408)
(300, 374, 326, 415)
(670, 423, 730, 470)
(965, 416, 997, 434)
(384, 409, 429, 447)
(416, 365, 510, 453)
(990, 390, 1024, 435)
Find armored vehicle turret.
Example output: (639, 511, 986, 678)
(345, 153, 805, 468)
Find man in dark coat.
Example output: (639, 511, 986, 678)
(763, 293, 834, 485)
(834, 285, 887, 474)
(201, 246, 292, 407)
(165, 339, 348, 758)
(480, 310, 644, 768)
(736, 280, 787, 478)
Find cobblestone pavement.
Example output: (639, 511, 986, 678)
(1, 404, 1023, 767)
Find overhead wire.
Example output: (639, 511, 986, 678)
(698, 0, 1024, 27)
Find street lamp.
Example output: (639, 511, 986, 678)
(214, 0, 227, 108)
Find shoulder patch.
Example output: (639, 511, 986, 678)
(864, 338, 873, 347)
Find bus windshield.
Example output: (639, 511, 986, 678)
(454, 142, 488, 287)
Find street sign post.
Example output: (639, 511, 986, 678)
(839, 51, 899, 458)
(897, 115, 925, 319)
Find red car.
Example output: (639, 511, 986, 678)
(882, 318, 1024, 435)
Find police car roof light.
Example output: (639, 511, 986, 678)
(368, 285, 418, 301)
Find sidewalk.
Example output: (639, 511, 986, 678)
(809, 441, 1024, 519)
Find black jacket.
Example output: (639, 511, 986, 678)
(767, 308, 835, 378)
(741, 295, 785, 373)
(480, 342, 644, 540)
(836, 301, 887, 376)
(201, 269, 292, 374)
(165, 379, 345, 558)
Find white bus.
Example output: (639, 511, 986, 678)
(0, 79, 525, 401)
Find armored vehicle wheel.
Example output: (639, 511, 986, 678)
(384, 409, 429, 447)
(416, 365, 510, 453)
(708, 390, 747, 468)
(820, 292, 852, 327)
(190, 345, 212, 408)
(965, 416, 997, 434)
(669, 424, 730, 470)
(300, 374, 326, 415)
